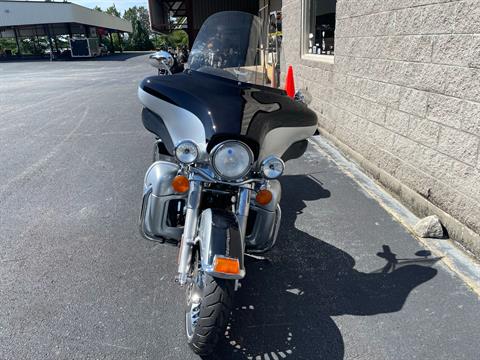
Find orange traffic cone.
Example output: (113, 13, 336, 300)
(285, 65, 295, 98)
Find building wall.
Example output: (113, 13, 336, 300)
(282, 0, 480, 255)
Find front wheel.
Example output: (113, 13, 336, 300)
(185, 252, 234, 356)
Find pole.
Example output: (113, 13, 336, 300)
(109, 32, 115, 53)
(185, 0, 194, 49)
(44, 25, 55, 61)
(53, 35, 60, 54)
(118, 32, 123, 53)
(13, 27, 21, 56)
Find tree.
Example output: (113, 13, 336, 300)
(123, 6, 150, 32)
(123, 6, 155, 51)
(105, 4, 121, 17)
(130, 19, 154, 50)
(104, 4, 122, 50)
(167, 30, 188, 48)
(93, 6, 102, 12)
(0, 38, 17, 55)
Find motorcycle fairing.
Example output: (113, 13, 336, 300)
(138, 70, 318, 160)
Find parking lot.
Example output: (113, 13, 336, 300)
(0, 54, 479, 359)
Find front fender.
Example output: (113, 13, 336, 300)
(198, 209, 245, 280)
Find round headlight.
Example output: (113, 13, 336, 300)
(175, 141, 199, 164)
(261, 156, 285, 179)
(211, 141, 253, 180)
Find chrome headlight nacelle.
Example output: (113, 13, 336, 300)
(175, 140, 199, 164)
(260, 155, 285, 179)
(211, 140, 253, 180)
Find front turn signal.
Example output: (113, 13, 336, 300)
(255, 189, 273, 205)
(213, 256, 240, 275)
(172, 175, 190, 193)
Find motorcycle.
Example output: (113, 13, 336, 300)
(149, 49, 188, 76)
(138, 11, 317, 355)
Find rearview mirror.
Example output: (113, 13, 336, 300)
(294, 89, 312, 105)
(149, 51, 174, 73)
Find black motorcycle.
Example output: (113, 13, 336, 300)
(138, 11, 317, 355)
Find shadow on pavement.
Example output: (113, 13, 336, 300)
(207, 175, 439, 360)
(65, 52, 152, 62)
(0, 52, 151, 63)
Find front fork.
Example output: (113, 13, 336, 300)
(176, 180, 252, 285)
(177, 180, 202, 285)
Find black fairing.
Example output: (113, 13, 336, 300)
(140, 70, 318, 154)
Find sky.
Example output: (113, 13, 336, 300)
(12, 1, 149, 14)
(73, 1, 148, 13)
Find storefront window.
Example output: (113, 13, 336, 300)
(303, 0, 336, 56)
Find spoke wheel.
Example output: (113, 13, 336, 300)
(185, 254, 203, 339)
(185, 250, 234, 356)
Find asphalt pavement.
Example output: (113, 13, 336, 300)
(0, 54, 479, 360)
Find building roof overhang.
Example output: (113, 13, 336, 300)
(0, 1, 132, 33)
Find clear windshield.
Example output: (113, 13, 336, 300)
(187, 11, 266, 85)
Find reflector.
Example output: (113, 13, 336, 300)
(172, 175, 190, 193)
(213, 256, 240, 275)
(255, 189, 273, 205)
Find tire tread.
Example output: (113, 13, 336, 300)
(187, 275, 234, 356)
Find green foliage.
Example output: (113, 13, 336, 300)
(87, 3, 188, 51)
(93, 5, 102, 12)
(122, 6, 153, 51)
(123, 6, 150, 33)
(105, 4, 121, 17)
(0, 38, 17, 54)
(129, 19, 154, 51)
(151, 31, 188, 50)
(167, 30, 188, 48)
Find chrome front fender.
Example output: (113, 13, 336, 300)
(198, 208, 246, 280)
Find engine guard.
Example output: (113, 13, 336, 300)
(139, 160, 187, 243)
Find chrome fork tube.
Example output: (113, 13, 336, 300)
(177, 180, 202, 285)
(236, 185, 252, 240)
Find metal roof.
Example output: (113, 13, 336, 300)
(148, 0, 259, 33)
(0, 1, 132, 32)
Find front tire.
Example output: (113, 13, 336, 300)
(185, 253, 234, 356)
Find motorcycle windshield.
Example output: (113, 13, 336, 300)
(187, 11, 265, 85)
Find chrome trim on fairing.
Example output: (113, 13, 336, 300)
(191, 167, 262, 186)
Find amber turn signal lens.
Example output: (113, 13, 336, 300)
(213, 256, 240, 275)
(172, 175, 190, 193)
(255, 189, 273, 205)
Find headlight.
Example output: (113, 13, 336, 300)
(211, 141, 253, 180)
(175, 140, 198, 164)
(261, 156, 285, 179)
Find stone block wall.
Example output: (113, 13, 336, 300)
(282, 0, 480, 255)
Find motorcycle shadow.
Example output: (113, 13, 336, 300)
(205, 175, 438, 360)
